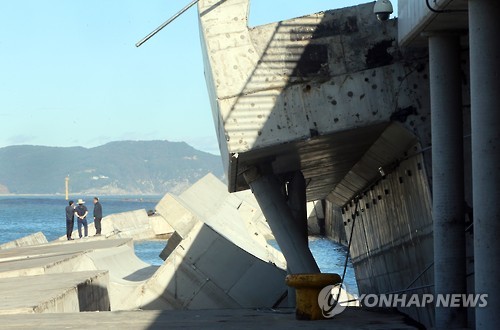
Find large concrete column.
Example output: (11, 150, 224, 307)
(429, 34, 466, 328)
(469, 1, 500, 329)
(244, 167, 320, 274)
(286, 171, 308, 245)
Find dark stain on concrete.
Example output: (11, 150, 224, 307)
(289, 15, 358, 41)
(390, 106, 417, 123)
(366, 39, 394, 69)
(290, 44, 329, 77)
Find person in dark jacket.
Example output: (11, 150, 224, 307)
(65, 200, 75, 240)
(93, 197, 103, 236)
(75, 199, 88, 238)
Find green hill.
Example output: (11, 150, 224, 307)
(0, 141, 224, 195)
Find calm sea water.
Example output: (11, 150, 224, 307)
(0, 196, 358, 294)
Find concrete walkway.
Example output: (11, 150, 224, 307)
(0, 307, 419, 329)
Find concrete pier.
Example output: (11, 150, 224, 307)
(429, 34, 466, 328)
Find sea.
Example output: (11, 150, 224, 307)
(0, 195, 359, 295)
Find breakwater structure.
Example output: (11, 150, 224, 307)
(197, 0, 499, 329)
(0, 173, 414, 329)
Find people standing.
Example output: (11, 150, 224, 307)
(93, 197, 102, 236)
(74, 199, 88, 238)
(65, 200, 75, 240)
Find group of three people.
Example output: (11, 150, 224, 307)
(65, 197, 102, 240)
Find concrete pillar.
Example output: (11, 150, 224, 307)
(286, 171, 308, 245)
(244, 167, 320, 274)
(429, 34, 466, 328)
(469, 1, 500, 328)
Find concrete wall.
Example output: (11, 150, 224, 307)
(325, 203, 348, 246)
(327, 152, 435, 328)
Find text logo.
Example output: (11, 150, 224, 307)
(318, 283, 349, 318)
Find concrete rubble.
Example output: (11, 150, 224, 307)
(0, 173, 287, 315)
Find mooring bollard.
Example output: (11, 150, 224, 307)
(285, 273, 342, 320)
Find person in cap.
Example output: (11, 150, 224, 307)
(93, 197, 102, 236)
(74, 198, 89, 238)
(65, 200, 75, 240)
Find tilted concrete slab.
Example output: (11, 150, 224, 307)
(0, 270, 110, 314)
(0, 232, 48, 249)
(144, 173, 288, 309)
(131, 221, 287, 310)
(0, 238, 159, 311)
(0, 238, 136, 279)
(156, 173, 280, 264)
(156, 195, 285, 268)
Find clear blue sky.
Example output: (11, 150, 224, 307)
(0, 0, 396, 155)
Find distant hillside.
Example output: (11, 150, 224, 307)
(0, 141, 225, 195)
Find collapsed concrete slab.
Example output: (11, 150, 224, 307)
(0, 238, 159, 311)
(0, 239, 139, 280)
(128, 220, 287, 310)
(1, 173, 291, 313)
(145, 173, 288, 309)
(157, 173, 280, 262)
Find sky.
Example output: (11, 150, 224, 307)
(0, 0, 396, 155)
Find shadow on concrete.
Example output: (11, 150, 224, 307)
(123, 265, 160, 282)
(77, 283, 111, 312)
